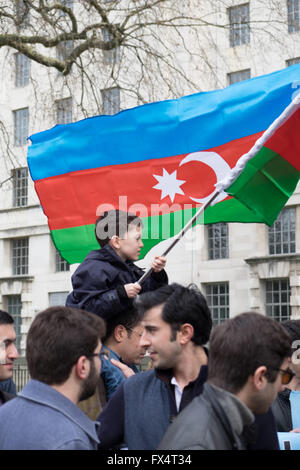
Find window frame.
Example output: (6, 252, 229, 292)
(12, 167, 28, 208)
(56, 97, 73, 124)
(13, 107, 29, 147)
(268, 207, 296, 255)
(265, 278, 291, 322)
(101, 87, 120, 115)
(205, 282, 230, 326)
(207, 223, 229, 260)
(11, 238, 29, 276)
(228, 3, 250, 47)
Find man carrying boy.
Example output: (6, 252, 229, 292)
(66, 210, 168, 319)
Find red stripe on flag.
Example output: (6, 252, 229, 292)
(35, 131, 263, 230)
(265, 106, 300, 171)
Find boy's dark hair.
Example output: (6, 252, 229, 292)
(103, 308, 141, 342)
(95, 210, 143, 248)
(135, 283, 212, 346)
(281, 320, 300, 345)
(0, 310, 14, 325)
(26, 306, 106, 385)
(208, 312, 292, 394)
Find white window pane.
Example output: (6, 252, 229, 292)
(49, 292, 69, 306)
(265, 279, 291, 322)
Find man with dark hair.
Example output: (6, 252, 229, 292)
(66, 209, 168, 319)
(272, 319, 300, 432)
(97, 283, 212, 450)
(100, 308, 147, 401)
(0, 306, 106, 450)
(0, 310, 18, 404)
(158, 312, 292, 450)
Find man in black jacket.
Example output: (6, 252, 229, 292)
(0, 310, 18, 405)
(159, 312, 292, 450)
(272, 320, 300, 432)
(66, 210, 168, 319)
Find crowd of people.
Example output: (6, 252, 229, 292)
(0, 210, 300, 451)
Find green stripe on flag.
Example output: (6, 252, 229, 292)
(226, 147, 300, 226)
(51, 201, 265, 264)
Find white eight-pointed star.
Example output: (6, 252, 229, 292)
(153, 168, 186, 203)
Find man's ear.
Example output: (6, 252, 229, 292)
(114, 325, 127, 343)
(75, 356, 90, 380)
(252, 366, 268, 391)
(178, 323, 194, 345)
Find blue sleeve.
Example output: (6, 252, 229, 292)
(100, 355, 126, 402)
(97, 382, 125, 449)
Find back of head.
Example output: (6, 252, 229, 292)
(103, 308, 141, 342)
(95, 210, 143, 248)
(135, 283, 212, 345)
(208, 312, 292, 393)
(26, 306, 106, 385)
(0, 310, 14, 325)
(281, 319, 300, 344)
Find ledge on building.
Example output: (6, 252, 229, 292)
(245, 254, 300, 265)
(0, 204, 41, 213)
(0, 275, 34, 282)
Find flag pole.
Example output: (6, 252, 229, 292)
(137, 189, 220, 285)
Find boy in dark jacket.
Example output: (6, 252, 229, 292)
(66, 210, 168, 319)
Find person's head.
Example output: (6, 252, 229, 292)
(104, 308, 146, 365)
(95, 210, 144, 262)
(135, 283, 212, 369)
(281, 320, 300, 387)
(207, 312, 292, 414)
(0, 310, 19, 382)
(26, 306, 106, 401)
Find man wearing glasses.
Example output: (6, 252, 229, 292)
(158, 312, 292, 450)
(0, 306, 105, 450)
(100, 308, 147, 402)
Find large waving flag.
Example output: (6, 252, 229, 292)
(27, 64, 300, 264)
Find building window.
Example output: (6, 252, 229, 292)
(266, 279, 291, 322)
(49, 291, 69, 306)
(103, 27, 121, 65)
(59, 0, 73, 12)
(15, 0, 30, 28)
(207, 223, 229, 260)
(12, 168, 28, 207)
(6, 295, 22, 352)
(228, 68, 251, 85)
(288, 0, 300, 33)
(15, 53, 30, 87)
(13, 108, 29, 146)
(205, 283, 230, 326)
(228, 3, 250, 47)
(101, 87, 120, 115)
(56, 40, 74, 61)
(11, 238, 29, 276)
(56, 97, 72, 124)
(55, 249, 70, 272)
(286, 57, 300, 66)
(268, 207, 295, 255)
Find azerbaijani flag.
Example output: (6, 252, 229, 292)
(27, 64, 300, 264)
